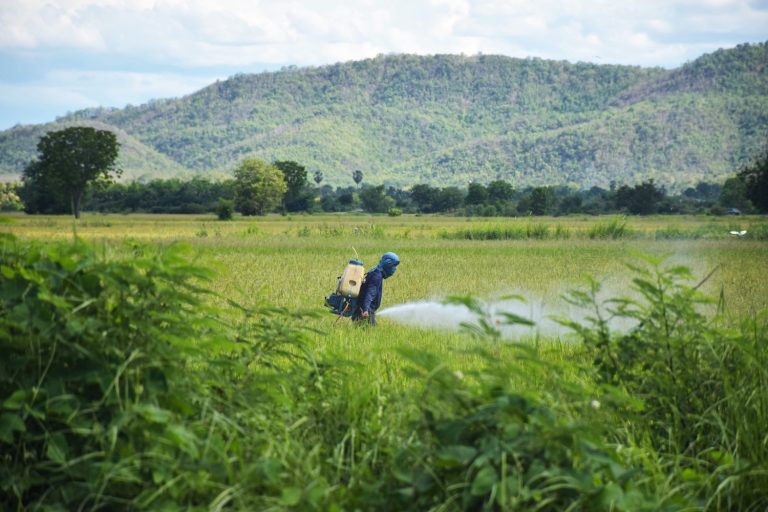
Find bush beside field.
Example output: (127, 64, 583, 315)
(1, 235, 767, 510)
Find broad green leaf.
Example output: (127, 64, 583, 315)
(3, 389, 28, 410)
(437, 445, 477, 466)
(260, 458, 282, 483)
(46, 432, 69, 463)
(470, 466, 498, 496)
(599, 482, 625, 508)
(165, 424, 199, 458)
(681, 468, 704, 482)
(280, 487, 302, 506)
(0, 413, 25, 443)
(134, 404, 172, 424)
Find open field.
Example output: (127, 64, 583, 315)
(3, 211, 768, 510)
(3, 211, 766, 307)
(2, 212, 766, 370)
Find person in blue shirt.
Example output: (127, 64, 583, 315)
(353, 252, 400, 326)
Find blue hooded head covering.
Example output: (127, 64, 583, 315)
(377, 251, 400, 279)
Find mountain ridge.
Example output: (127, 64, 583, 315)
(1, 42, 766, 189)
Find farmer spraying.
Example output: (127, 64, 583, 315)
(352, 252, 400, 326)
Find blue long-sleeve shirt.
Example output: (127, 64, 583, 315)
(358, 267, 384, 314)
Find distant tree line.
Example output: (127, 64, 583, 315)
(11, 126, 767, 217)
(12, 161, 764, 217)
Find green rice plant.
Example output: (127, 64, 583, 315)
(526, 223, 550, 239)
(242, 224, 261, 236)
(654, 225, 704, 240)
(744, 222, 768, 240)
(352, 223, 385, 238)
(439, 225, 527, 240)
(554, 223, 572, 239)
(318, 223, 345, 237)
(588, 217, 632, 239)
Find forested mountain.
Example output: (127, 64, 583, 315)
(1, 42, 766, 189)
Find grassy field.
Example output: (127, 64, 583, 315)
(3, 211, 766, 372)
(3, 211, 768, 510)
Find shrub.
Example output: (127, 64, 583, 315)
(392, 345, 665, 511)
(560, 257, 768, 509)
(216, 198, 234, 220)
(388, 207, 403, 217)
(0, 235, 313, 510)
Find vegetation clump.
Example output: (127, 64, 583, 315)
(1, 236, 766, 510)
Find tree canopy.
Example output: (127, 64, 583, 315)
(22, 127, 120, 218)
(233, 158, 287, 215)
(738, 144, 768, 212)
(1, 44, 766, 188)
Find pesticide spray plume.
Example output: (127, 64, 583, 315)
(378, 285, 642, 339)
(377, 296, 575, 338)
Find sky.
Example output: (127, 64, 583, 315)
(1, 0, 767, 130)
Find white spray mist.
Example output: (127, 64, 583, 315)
(378, 285, 642, 339)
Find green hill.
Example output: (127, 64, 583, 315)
(1, 42, 766, 189)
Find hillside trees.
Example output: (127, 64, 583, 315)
(234, 158, 287, 216)
(21, 127, 120, 218)
(0, 45, 766, 187)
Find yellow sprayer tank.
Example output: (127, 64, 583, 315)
(336, 259, 365, 297)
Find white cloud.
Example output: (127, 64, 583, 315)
(0, 0, 766, 128)
(2, 0, 766, 67)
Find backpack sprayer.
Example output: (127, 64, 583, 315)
(325, 258, 365, 317)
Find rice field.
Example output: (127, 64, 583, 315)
(3, 211, 766, 375)
(4, 211, 768, 510)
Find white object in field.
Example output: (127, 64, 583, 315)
(336, 260, 365, 297)
(729, 230, 747, 237)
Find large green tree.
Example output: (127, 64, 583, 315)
(738, 145, 768, 212)
(22, 127, 120, 218)
(359, 185, 395, 213)
(274, 160, 311, 212)
(486, 180, 515, 203)
(615, 180, 666, 215)
(234, 158, 287, 216)
(465, 182, 489, 206)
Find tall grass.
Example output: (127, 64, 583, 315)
(439, 223, 571, 240)
(588, 217, 632, 239)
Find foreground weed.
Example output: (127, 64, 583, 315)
(0, 235, 317, 510)
(560, 256, 768, 510)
